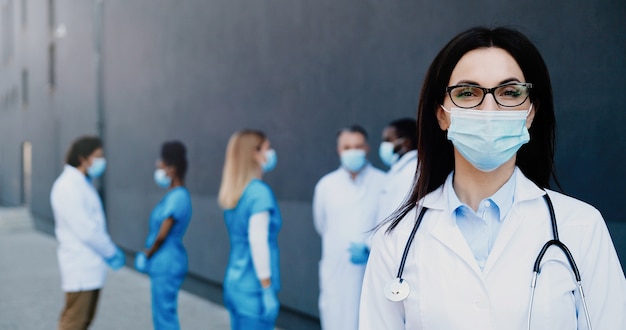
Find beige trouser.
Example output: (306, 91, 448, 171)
(58, 289, 101, 330)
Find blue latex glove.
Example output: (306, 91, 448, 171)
(348, 242, 370, 265)
(105, 247, 126, 270)
(134, 252, 148, 273)
(261, 287, 280, 321)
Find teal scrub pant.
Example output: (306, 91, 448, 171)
(150, 273, 185, 330)
(224, 289, 275, 330)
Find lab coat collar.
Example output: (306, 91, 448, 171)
(389, 150, 417, 174)
(63, 164, 89, 182)
(421, 167, 546, 212)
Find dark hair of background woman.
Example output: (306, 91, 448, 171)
(161, 141, 188, 180)
(66, 136, 103, 167)
(385, 26, 559, 232)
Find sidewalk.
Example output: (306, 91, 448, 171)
(0, 207, 231, 330)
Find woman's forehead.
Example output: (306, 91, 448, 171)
(449, 47, 525, 86)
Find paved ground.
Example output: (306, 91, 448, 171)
(0, 207, 232, 330)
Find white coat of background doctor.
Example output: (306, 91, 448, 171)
(376, 118, 418, 223)
(50, 136, 125, 329)
(313, 126, 385, 330)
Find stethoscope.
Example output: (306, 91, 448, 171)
(383, 193, 593, 330)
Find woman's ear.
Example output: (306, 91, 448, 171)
(436, 106, 450, 131)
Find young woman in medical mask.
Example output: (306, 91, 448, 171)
(359, 27, 626, 329)
(218, 129, 282, 330)
(135, 141, 192, 330)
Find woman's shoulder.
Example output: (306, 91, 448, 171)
(165, 186, 191, 202)
(545, 189, 603, 225)
(244, 179, 274, 198)
(374, 208, 421, 240)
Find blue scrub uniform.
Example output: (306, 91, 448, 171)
(145, 187, 192, 330)
(223, 179, 282, 330)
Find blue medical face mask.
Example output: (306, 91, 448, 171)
(340, 149, 367, 173)
(153, 168, 171, 189)
(443, 105, 532, 172)
(87, 157, 107, 178)
(261, 149, 277, 173)
(379, 142, 399, 167)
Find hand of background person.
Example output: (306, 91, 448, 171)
(134, 252, 149, 273)
(348, 242, 370, 265)
(104, 247, 126, 270)
(261, 287, 280, 321)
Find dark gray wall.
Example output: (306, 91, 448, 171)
(1, 0, 625, 327)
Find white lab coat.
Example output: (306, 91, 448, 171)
(50, 165, 117, 292)
(314, 164, 386, 330)
(360, 168, 626, 329)
(376, 150, 418, 223)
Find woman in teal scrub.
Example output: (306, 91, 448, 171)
(135, 141, 192, 330)
(218, 129, 282, 330)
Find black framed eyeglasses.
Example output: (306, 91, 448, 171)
(446, 82, 532, 109)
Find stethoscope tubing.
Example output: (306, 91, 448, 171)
(527, 194, 591, 330)
(395, 207, 428, 279)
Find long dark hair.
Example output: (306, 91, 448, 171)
(386, 26, 558, 233)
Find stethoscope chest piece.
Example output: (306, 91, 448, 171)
(384, 278, 410, 302)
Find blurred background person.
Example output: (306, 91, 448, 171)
(218, 129, 282, 330)
(377, 118, 418, 222)
(135, 141, 192, 330)
(313, 125, 385, 330)
(50, 136, 125, 330)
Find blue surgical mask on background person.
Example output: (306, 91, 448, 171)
(153, 168, 171, 188)
(378, 142, 399, 167)
(340, 149, 367, 173)
(443, 105, 532, 172)
(87, 157, 107, 178)
(262, 149, 277, 173)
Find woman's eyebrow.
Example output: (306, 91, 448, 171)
(452, 77, 522, 86)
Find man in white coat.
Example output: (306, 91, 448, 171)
(376, 118, 418, 223)
(50, 136, 125, 330)
(313, 125, 385, 330)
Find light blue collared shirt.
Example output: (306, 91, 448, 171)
(446, 171, 517, 271)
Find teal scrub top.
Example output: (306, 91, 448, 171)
(145, 186, 193, 276)
(223, 179, 282, 292)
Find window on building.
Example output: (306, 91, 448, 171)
(21, 0, 27, 29)
(48, 0, 54, 29)
(2, 0, 15, 65)
(48, 0, 55, 91)
(48, 43, 55, 90)
(22, 141, 32, 205)
(22, 68, 28, 108)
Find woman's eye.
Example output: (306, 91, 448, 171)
(454, 88, 478, 99)
(498, 85, 526, 98)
